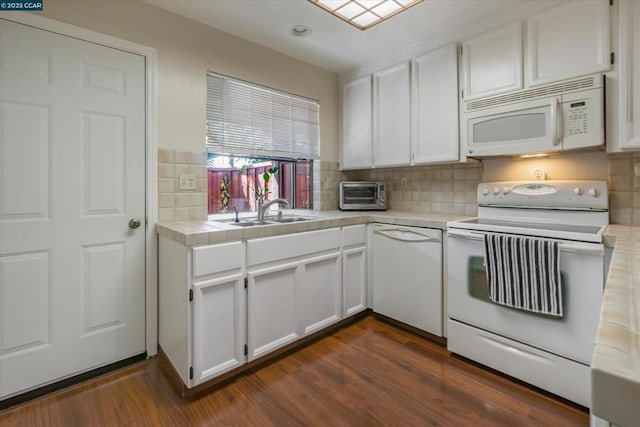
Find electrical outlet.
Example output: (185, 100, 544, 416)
(400, 177, 408, 189)
(179, 174, 196, 190)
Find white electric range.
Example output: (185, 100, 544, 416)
(446, 180, 609, 408)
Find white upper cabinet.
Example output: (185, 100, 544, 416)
(461, 21, 523, 100)
(615, 0, 640, 150)
(526, 0, 610, 87)
(341, 75, 372, 169)
(373, 61, 411, 167)
(411, 43, 459, 164)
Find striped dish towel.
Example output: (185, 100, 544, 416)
(483, 233, 563, 317)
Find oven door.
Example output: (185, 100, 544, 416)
(446, 228, 604, 364)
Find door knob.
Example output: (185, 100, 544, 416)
(129, 218, 142, 229)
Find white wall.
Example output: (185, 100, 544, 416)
(40, 0, 339, 161)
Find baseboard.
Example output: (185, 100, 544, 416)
(0, 352, 147, 411)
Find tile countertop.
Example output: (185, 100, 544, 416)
(591, 225, 640, 426)
(156, 210, 470, 246)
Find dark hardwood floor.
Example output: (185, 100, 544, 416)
(0, 316, 588, 426)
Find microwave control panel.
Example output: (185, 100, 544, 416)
(567, 100, 588, 136)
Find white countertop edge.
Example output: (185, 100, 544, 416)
(156, 210, 471, 245)
(590, 224, 640, 426)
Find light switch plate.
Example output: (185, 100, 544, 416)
(179, 174, 196, 190)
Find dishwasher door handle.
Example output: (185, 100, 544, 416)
(374, 228, 441, 243)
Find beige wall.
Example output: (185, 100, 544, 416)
(40, 0, 339, 160)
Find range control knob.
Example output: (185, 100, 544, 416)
(573, 187, 583, 196)
(588, 188, 600, 197)
(493, 187, 500, 195)
(482, 188, 490, 196)
(502, 187, 511, 195)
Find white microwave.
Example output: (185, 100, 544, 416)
(463, 74, 604, 157)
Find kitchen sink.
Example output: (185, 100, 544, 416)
(268, 217, 313, 223)
(230, 220, 273, 227)
(223, 215, 315, 227)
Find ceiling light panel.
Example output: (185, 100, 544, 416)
(309, 0, 423, 30)
(336, 1, 366, 19)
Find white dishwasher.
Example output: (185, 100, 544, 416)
(372, 223, 443, 336)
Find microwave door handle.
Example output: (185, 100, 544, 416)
(550, 97, 561, 146)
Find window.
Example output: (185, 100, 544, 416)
(207, 154, 312, 214)
(206, 72, 319, 214)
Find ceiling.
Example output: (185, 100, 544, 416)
(144, 0, 565, 74)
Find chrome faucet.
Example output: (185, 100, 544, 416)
(257, 198, 290, 220)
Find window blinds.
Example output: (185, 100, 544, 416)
(206, 72, 320, 159)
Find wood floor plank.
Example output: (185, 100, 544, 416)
(0, 316, 588, 426)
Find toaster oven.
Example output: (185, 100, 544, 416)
(339, 181, 387, 211)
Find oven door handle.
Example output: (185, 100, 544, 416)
(447, 229, 485, 241)
(448, 229, 604, 255)
(557, 242, 604, 256)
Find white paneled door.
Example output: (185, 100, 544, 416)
(0, 19, 146, 399)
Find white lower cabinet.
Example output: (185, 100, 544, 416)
(342, 225, 367, 317)
(159, 225, 369, 388)
(300, 252, 342, 335)
(247, 261, 299, 361)
(246, 228, 342, 362)
(159, 237, 246, 388)
(192, 273, 245, 385)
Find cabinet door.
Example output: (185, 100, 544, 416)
(343, 246, 366, 317)
(617, 0, 640, 150)
(247, 262, 299, 361)
(341, 75, 372, 169)
(461, 21, 523, 100)
(300, 252, 342, 335)
(412, 44, 459, 164)
(192, 273, 245, 385)
(373, 61, 411, 166)
(526, 0, 609, 87)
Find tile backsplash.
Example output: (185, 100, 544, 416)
(607, 153, 640, 226)
(158, 148, 208, 222)
(343, 162, 482, 216)
(158, 149, 640, 225)
(313, 160, 344, 211)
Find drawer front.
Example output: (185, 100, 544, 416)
(192, 241, 244, 278)
(247, 228, 340, 266)
(342, 224, 366, 247)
